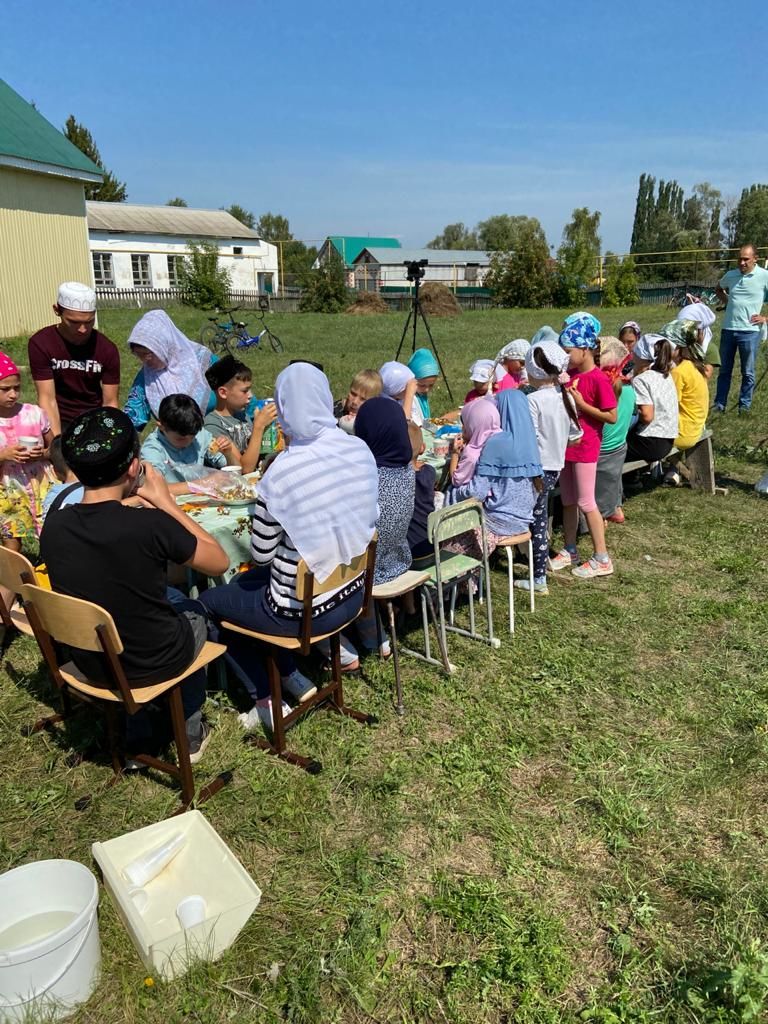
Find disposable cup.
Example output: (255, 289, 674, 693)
(221, 465, 242, 474)
(176, 895, 207, 930)
(18, 436, 40, 450)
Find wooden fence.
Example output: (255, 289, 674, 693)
(95, 287, 302, 310)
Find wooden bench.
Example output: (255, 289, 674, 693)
(621, 429, 715, 495)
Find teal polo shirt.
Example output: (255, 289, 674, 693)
(720, 265, 768, 331)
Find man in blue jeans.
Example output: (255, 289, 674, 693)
(714, 244, 768, 413)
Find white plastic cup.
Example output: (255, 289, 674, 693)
(221, 465, 242, 475)
(17, 436, 39, 451)
(176, 895, 207, 930)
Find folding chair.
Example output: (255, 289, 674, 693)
(20, 584, 229, 812)
(220, 539, 378, 773)
(495, 530, 535, 633)
(421, 499, 500, 663)
(0, 546, 38, 643)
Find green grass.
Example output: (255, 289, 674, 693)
(2, 306, 768, 1022)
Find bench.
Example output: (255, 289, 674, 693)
(621, 429, 715, 495)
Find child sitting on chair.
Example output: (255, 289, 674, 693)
(141, 393, 237, 485)
(204, 355, 278, 474)
(334, 369, 383, 432)
(41, 436, 84, 520)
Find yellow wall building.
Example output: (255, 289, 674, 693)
(0, 79, 102, 340)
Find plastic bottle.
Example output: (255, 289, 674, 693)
(122, 832, 186, 888)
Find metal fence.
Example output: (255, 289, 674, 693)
(95, 287, 301, 310)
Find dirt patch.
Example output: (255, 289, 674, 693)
(346, 292, 389, 315)
(419, 283, 462, 317)
(440, 834, 496, 877)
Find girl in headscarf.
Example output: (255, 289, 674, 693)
(379, 361, 421, 424)
(595, 338, 635, 525)
(618, 321, 641, 351)
(625, 332, 679, 465)
(550, 316, 618, 580)
(407, 348, 440, 421)
(199, 362, 379, 731)
(522, 340, 582, 593)
(464, 359, 503, 405)
(676, 302, 719, 378)
(124, 310, 214, 430)
(495, 339, 530, 392)
(665, 319, 710, 457)
(446, 397, 538, 560)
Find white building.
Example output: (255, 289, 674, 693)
(86, 202, 279, 295)
(353, 247, 491, 292)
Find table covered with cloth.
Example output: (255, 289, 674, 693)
(177, 497, 255, 580)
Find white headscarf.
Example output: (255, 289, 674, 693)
(258, 363, 378, 583)
(678, 302, 716, 349)
(379, 361, 414, 398)
(525, 340, 570, 381)
(128, 310, 212, 417)
(633, 332, 674, 363)
(469, 359, 496, 383)
(497, 338, 530, 362)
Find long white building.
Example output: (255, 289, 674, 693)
(87, 202, 279, 295)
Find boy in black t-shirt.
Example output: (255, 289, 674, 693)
(40, 408, 229, 763)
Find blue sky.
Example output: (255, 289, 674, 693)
(3, 0, 764, 252)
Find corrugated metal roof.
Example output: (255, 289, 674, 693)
(0, 79, 102, 179)
(328, 236, 401, 264)
(87, 202, 261, 239)
(355, 247, 491, 265)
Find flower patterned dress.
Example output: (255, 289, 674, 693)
(0, 404, 55, 542)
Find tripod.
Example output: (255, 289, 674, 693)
(393, 265, 454, 403)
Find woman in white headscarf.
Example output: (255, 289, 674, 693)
(379, 361, 422, 424)
(124, 310, 214, 429)
(199, 362, 379, 732)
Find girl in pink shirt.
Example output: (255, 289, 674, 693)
(495, 338, 529, 391)
(548, 316, 618, 580)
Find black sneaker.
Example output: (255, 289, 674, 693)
(189, 722, 212, 765)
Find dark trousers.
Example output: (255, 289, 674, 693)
(198, 567, 364, 701)
(531, 470, 559, 579)
(626, 432, 673, 463)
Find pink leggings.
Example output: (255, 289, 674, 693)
(558, 461, 598, 514)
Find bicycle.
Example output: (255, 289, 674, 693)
(199, 306, 284, 355)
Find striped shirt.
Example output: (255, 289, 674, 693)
(250, 496, 364, 619)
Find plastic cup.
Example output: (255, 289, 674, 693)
(221, 465, 242, 474)
(17, 436, 39, 450)
(176, 895, 207, 930)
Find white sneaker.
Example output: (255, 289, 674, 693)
(238, 699, 291, 733)
(281, 669, 317, 703)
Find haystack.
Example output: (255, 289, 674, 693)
(346, 291, 389, 315)
(419, 282, 461, 317)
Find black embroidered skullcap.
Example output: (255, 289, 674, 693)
(62, 408, 139, 486)
(205, 354, 239, 390)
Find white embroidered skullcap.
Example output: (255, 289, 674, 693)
(57, 282, 96, 312)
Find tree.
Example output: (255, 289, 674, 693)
(426, 223, 478, 249)
(555, 207, 601, 304)
(178, 240, 231, 309)
(225, 204, 255, 229)
(167, 197, 188, 207)
(732, 185, 768, 249)
(299, 250, 349, 312)
(63, 115, 127, 202)
(256, 212, 290, 241)
(255, 212, 317, 283)
(476, 214, 542, 253)
(602, 254, 640, 307)
(485, 221, 553, 308)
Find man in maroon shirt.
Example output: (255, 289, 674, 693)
(28, 281, 121, 435)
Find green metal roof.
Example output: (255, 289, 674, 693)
(328, 236, 401, 265)
(0, 79, 102, 179)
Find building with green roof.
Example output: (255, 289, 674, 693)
(0, 78, 103, 337)
(315, 235, 401, 269)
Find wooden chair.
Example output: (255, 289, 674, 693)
(495, 530, 535, 633)
(220, 539, 378, 773)
(0, 546, 38, 641)
(19, 584, 229, 811)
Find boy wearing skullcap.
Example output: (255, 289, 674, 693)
(28, 282, 120, 435)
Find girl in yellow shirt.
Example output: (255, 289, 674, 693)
(661, 319, 709, 449)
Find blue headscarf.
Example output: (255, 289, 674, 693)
(408, 348, 440, 419)
(531, 325, 559, 346)
(354, 396, 412, 469)
(563, 311, 601, 334)
(476, 390, 543, 480)
(560, 315, 599, 350)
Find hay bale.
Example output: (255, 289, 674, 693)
(419, 282, 461, 317)
(346, 292, 389, 315)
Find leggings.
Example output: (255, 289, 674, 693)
(531, 470, 560, 580)
(558, 460, 598, 514)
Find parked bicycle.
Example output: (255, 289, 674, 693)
(199, 306, 284, 355)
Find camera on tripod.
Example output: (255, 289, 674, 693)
(404, 259, 428, 282)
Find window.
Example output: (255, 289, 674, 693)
(233, 246, 243, 256)
(92, 252, 114, 287)
(131, 254, 151, 288)
(167, 255, 184, 287)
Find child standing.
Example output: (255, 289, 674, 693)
(520, 340, 581, 594)
(141, 393, 237, 484)
(0, 353, 56, 550)
(550, 316, 618, 579)
(495, 339, 530, 391)
(595, 338, 635, 524)
(204, 355, 278, 474)
(464, 360, 503, 405)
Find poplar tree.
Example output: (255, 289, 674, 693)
(64, 115, 127, 202)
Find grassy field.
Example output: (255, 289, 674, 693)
(2, 306, 768, 1023)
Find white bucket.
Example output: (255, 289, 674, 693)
(0, 860, 100, 1023)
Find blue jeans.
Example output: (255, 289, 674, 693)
(714, 329, 761, 409)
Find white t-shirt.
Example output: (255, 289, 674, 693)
(527, 385, 572, 472)
(632, 370, 679, 439)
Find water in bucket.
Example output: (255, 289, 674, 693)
(0, 912, 77, 951)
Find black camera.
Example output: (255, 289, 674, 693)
(405, 259, 428, 282)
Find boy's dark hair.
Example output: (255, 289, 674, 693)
(48, 435, 69, 481)
(158, 393, 204, 436)
(205, 355, 251, 391)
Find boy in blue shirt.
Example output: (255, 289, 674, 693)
(140, 393, 237, 486)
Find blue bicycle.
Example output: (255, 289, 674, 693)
(199, 306, 284, 355)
